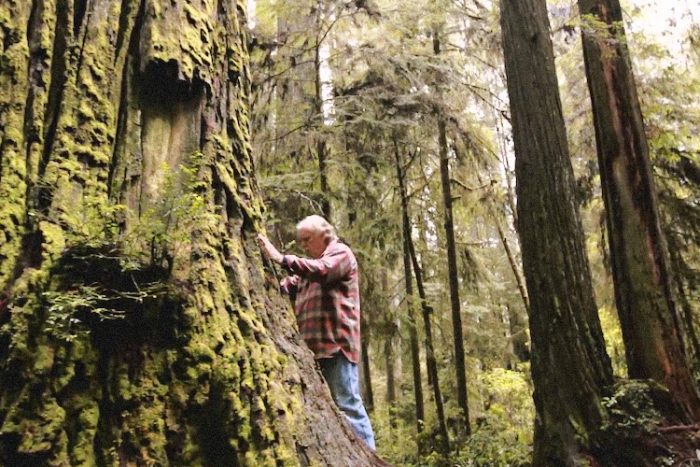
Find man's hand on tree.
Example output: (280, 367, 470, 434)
(256, 233, 284, 264)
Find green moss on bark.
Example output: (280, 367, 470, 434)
(140, 0, 217, 83)
(0, 1, 383, 465)
(0, 0, 32, 289)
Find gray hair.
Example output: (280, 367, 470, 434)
(296, 215, 337, 243)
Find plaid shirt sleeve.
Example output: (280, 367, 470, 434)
(281, 246, 353, 283)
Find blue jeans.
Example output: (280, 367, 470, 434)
(319, 353, 376, 450)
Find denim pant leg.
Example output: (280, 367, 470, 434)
(319, 353, 376, 450)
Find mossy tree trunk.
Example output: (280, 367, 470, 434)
(500, 0, 615, 464)
(578, 0, 700, 420)
(0, 1, 386, 465)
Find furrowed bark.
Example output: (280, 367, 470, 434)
(500, 0, 614, 463)
(578, 0, 700, 420)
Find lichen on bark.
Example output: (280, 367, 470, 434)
(0, 1, 383, 466)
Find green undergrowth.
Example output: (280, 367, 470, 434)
(42, 242, 179, 345)
(591, 379, 698, 466)
(373, 367, 534, 467)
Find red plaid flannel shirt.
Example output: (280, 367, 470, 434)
(279, 240, 361, 363)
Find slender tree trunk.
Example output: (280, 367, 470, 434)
(493, 212, 529, 314)
(408, 248, 437, 396)
(393, 137, 450, 453)
(403, 227, 425, 432)
(500, 0, 615, 464)
(381, 270, 399, 431)
(350, 202, 373, 412)
(0, 2, 386, 465)
(361, 326, 374, 412)
(313, 20, 331, 220)
(399, 204, 425, 434)
(462, 154, 529, 363)
(432, 26, 470, 435)
(493, 217, 531, 364)
(403, 242, 425, 434)
(356, 244, 374, 414)
(384, 328, 397, 406)
(578, 0, 700, 420)
(495, 105, 519, 226)
(390, 139, 425, 435)
(381, 270, 398, 410)
(408, 241, 450, 453)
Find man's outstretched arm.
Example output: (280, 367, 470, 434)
(256, 233, 353, 283)
(281, 248, 354, 283)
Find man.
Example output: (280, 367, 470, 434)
(257, 215, 376, 450)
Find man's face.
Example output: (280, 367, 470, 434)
(297, 227, 327, 258)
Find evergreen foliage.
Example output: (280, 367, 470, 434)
(248, 0, 700, 464)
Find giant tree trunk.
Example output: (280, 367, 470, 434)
(578, 0, 700, 420)
(500, 0, 615, 464)
(0, 1, 386, 465)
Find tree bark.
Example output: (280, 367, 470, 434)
(0, 1, 386, 465)
(578, 0, 700, 420)
(500, 0, 615, 464)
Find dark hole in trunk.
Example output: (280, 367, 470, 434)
(74, 0, 88, 37)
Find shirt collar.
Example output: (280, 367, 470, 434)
(323, 238, 338, 255)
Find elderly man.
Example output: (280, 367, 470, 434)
(257, 215, 376, 450)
